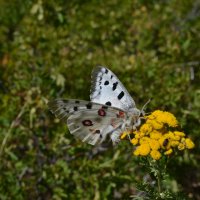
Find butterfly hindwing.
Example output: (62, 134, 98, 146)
(90, 66, 136, 111)
(48, 99, 126, 145)
(48, 99, 93, 122)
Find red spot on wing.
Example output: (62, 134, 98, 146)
(117, 111, 125, 118)
(98, 109, 106, 116)
(82, 120, 93, 126)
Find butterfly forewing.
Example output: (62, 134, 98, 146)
(48, 99, 126, 145)
(90, 66, 136, 111)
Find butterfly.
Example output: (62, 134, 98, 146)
(48, 66, 145, 146)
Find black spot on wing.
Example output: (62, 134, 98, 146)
(112, 82, 118, 91)
(86, 103, 92, 109)
(95, 130, 100, 134)
(75, 100, 80, 104)
(74, 106, 78, 111)
(104, 81, 109, 85)
(118, 91, 124, 100)
(111, 75, 113, 79)
(105, 101, 112, 106)
(105, 68, 108, 74)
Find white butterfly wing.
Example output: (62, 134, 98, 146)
(48, 99, 126, 145)
(90, 66, 136, 111)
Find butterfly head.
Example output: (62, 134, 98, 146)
(131, 99, 151, 129)
(127, 107, 142, 129)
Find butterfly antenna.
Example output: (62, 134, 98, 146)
(141, 98, 152, 116)
(142, 111, 152, 115)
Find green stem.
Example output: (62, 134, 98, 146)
(0, 103, 27, 160)
(157, 170, 162, 194)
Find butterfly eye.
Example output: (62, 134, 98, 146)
(139, 112, 143, 117)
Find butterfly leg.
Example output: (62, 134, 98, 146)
(128, 132, 131, 142)
(124, 126, 133, 142)
(111, 131, 121, 145)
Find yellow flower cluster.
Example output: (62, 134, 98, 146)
(121, 110, 195, 160)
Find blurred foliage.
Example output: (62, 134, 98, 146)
(0, 0, 200, 199)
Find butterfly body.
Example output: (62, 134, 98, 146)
(48, 67, 142, 145)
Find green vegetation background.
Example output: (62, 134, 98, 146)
(0, 0, 199, 199)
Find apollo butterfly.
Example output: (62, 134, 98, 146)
(48, 66, 143, 145)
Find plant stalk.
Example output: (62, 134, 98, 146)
(157, 170, 162, 194)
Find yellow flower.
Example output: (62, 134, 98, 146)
(170, 141, 180, 147)
(185, 138, 195, 149)
(150, 130, 162, 140)
(133, 148, 140, 156)
(173, 135, 181, 141)
(150, 150, 161, 160)
(121, 130, 135, 139)
(164, 148, 173, 155)
(146, 119, 163, 130)
(140, 123, 152, 134)
(131, 138, 138, 145)
(166, 131, 180, 141)
(133, 131, 138, 135)
(148, 110, 178, 127)
(181, 138, 186, 143)
(151, 110, 163, 117)
(165, 131, 174, 139)
(161, 112, 178, 127)
(120, 131, 128, 139)
(174, 131, 185, 137)
(149, 139, 160, 150)
(135, 132, 141, 139)
(146, 114, 156, 120)
(139, 137, 150, 144)
(130, 110, 195, 160)
(159, 136, 169, 148)
(178, 143, 185, 150)
(138, 143, 151, 156)
(133, 131, 145, 139)
(139, 131, 145, 137)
